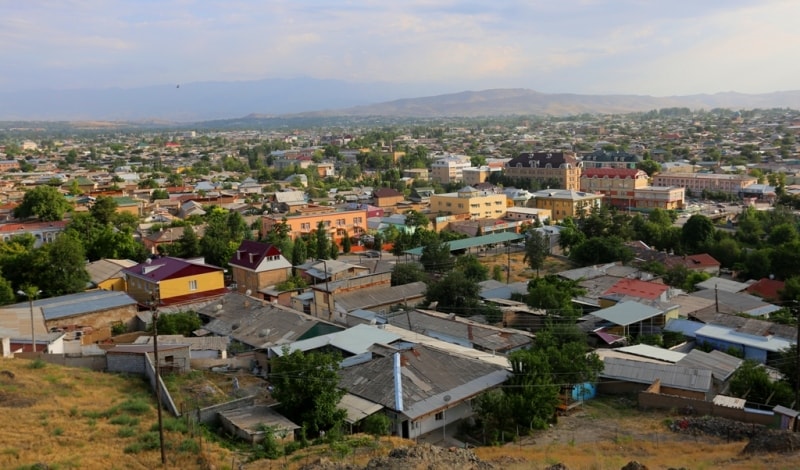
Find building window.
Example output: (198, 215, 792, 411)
(189, 280, 198, 291)
(435, 412, 444, 421)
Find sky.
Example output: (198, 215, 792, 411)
(2, 0, 799, 97)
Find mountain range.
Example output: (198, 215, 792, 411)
(1, 78, 799, 123)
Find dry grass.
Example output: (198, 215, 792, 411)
(0, 357, 233, 470)
(479, 251, 574, 283)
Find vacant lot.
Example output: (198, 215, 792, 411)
(479, 249, 574, 283)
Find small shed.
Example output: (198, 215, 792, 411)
(218, 405, 300, 443)
(106, 343, 191, 375)
(773, 405, 799, 431)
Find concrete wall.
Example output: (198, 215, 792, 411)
(638, 391, 775, 428)
(46, 304, 139, 344)
(107, 352, 146, 374)
(20, 353, 107, 371)
(187, 395, 257, 425)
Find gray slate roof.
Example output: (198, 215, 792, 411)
(338, 344, 510, 420)
(383, 309, 533, 354)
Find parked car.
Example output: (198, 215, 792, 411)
(363, 250, 381, 258)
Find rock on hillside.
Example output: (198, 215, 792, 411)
(299, 444, 494, 470)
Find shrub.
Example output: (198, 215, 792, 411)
(119, 399, 150, 415)
(28, 358, 46, 369)
(110, 415, 140, 426)
(117, 427, 137, 438)
(178, 438, 200, 453)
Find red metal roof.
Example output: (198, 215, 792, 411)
(604, 278, 669, 300)
(229, 240, 283, 270)
(745, 278, 785, 302)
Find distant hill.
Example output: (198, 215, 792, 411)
(307, 88, 800, 118)
(1, 77, 799, 122)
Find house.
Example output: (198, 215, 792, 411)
(297, 259, 371, 284)
(305, 271, 391, 322)
(430, 186, 507, 222)
(31, 290, 139, 343)
(271, 190, 307, 213)
(134, 335, 229, 360)
(218, 405, 300, 444)
(598, 357, 713, 400)
(123, 257, 227, 307)
(504, 152, 582, 190)
(409, 187, 434, 203)
(665, 318, 793, 364)
(228, 240, 291, 297)
(338, 343, 511, 439)
(633, 186, 685, 211)
(665, 254, 721, 276)
(745, 278, 785, 303)
(332, 281, 427, 318)
(86, 258, 138, 291)
(676, 349, 742, 394)
(0, 303, 64, 353)
(142, 225, 206, 255)
(0, 220, 68, 247)
(196, 293, 342, 353)
(601, 278, 671, 305)
(261, 207, 368, 245)
(689, 289, 780, 317)
(430, 155, 472, 184)
(586, 300, 672, 337)
(382, 308, 534, 354)
(372, 188, 404, 208)
(579, 168, 649, 208)
(106, 343, 192, 375)
(529, 189, 603, 222)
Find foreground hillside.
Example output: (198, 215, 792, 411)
(0, 357, 232, 469)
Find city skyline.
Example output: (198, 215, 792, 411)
(2, 0, 799, 97)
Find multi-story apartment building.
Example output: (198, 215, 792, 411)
(580, 168, 650, 208)
(580, 150, 642, 169)
(262, 206, 368, 245)
(430, 186, 508, 220)
(530, 189, 603, 221)
(462, 166, 502, 186)
(633, 186, 685, 211)
(652, 173, 756, 196)
(430, 155, 472, 184)
(504, 152, 582, 190)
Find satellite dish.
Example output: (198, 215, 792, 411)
(245, 289, 252, 296)
(443, 395, 451, 403)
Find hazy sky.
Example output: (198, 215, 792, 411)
(2, 0, 798, 96)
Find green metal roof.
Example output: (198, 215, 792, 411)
(404, 231, 523, 256)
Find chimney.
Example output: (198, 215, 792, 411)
(236, 250, 241, 260)
(249, 253, 255, 263)
(393, 352, 403, 412)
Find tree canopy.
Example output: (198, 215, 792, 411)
(270, 348, 346, 436)
(14, 185, 71, 221)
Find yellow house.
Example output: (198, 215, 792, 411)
(531, 189, 603, 221)
(123, 257, 226, 307)
(86, 258, 138, 291)
(430, 186, 508, 220)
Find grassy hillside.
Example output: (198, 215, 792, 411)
(0, 357, 233, 470)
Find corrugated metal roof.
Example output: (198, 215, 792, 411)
(270, 324, 401, 356)
(338, 344, 510, 420)
(404, 232, 523, 256)
(338, 393, 384, 424)
(591, 301, 663, 327)
(617, 344, 686, 363)
(713, 395, 746, 409)
(665, 318, 706, 337)
(600, 357, 712, 392)
(334, 282, 426, 313)
(7, 290, 137, 321)
(695, 277, 750, 293)
(677, 349, 742, 381)
(694, 324, 793, 352)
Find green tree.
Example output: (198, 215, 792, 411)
(420, 238, 452, 273)
(404, 210, 430, 229)
(90, 195, 118, 225)
(155, 311, 202, 336)
(39, 233, 90, 296)
(151, 188, 170, 201)
(341, 235, 351, 254)
(177, 225, 201, 258)
(729, 359, 793, 408)
(455, 254, 489, 282)
(0, 274, 15, 305)
(291, 238, 308, 275)
(569, 236, 633, 265)
(523, 229, 550, 276)
(636, 159, 661, 177)
(525, 275, 585, 317)
(14, 185, 72, 221)
(328, 242, 339, 260)
(424, 270, 481, 316)
(391, 262, 427, 286)
(270, 348, 347, 436)
(314, 221, 329, 260)
(681, 215, 715, 253)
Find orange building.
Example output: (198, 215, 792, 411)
(580, 168, 650, 208)
(262, 206, 368, 245)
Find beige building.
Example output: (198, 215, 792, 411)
(430, 155, 472, 184)
(504, 152, 582, 190)
(462, 166, 498, 186)
(430, 186, 507, 220)
(580, 168, 650, 208)
(633, 186, 685, 211)
(531, 189, 603, 221)
(652, 172, 756, 195)
(262, 206, 368, 245)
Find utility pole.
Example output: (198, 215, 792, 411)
(150, 292, 166, 465)
(18, 287, 42, 354)
(794, 300, 800, 425)
(506, 244, 511, 284)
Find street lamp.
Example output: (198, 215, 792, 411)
(148, 292, 167, 465)
(17, 288, 42, 354)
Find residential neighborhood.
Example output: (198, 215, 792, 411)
(3, 107, 800, 466)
